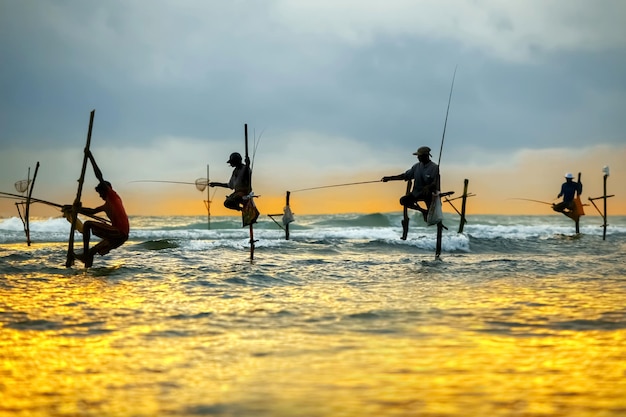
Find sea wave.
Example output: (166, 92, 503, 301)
(1, 214, 625, 253)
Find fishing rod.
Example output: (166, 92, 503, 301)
(291, 180, 382, 193)
(129, 179, 218, 193)
(432, 66, 457, 259)
(250, 127, 265, 173)
(1, 190, 66, 209)
(438, 65, 457, 167)
(129, 180, 197, 186)
(0, 191, 110, 223)
(508, 198, 554, 206)
(128, 178, 219, 213)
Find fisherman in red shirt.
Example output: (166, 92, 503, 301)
(63, 150, 129, 268)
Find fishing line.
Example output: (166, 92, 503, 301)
(438, 66, 457, 167)
(1, 191, 65, 209)
(291, 180, 382, 193)
(250, 127, 265, 173)
(129, 180, 196, 186)
(129, 178, 214, 192)
(0, 191, 110, 223)
(507, 198, 554, 205)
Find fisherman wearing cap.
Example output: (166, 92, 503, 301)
(209, 152, 252, 211)
(381, 146, 439, 221)
(62, 150, 129, 268)
(552, 172, 582, 213)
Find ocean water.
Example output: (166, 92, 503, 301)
(1, 212, 625, 417)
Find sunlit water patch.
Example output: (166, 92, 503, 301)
(1, 214, 625, 416)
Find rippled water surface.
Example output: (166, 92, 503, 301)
(1, 214, 626, 416)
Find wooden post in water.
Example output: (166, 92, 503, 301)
(206, 164, 211, 230)
(25, 162, 40, 246)
(602, 167, 608, 240)
(244, 124, 255, 262)
(588, 166, 613, 241)
(435, 222, 443, 259)
(285, 191, 291, 240)
(458, 179, 469, 234)
(401, 180, 412, 240)
(66, 110, 95, 267)
(267, 190, 292, 240)
(574, 172, 582, 234)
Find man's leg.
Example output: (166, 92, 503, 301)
(83, 222, 91, 254)
(74, 221, 95, 267)
(224, 195, 243, 211)
(400, 195, 428, 222)
(552, 202, 566, 212)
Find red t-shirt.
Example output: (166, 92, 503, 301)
(105, 187, 129, 236)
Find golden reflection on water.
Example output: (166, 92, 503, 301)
(1, 265, 626, 416)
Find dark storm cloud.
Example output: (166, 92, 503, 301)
(1, 0, 625, 156)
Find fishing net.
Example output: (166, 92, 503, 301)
(14, 180, 30, 194)
(195, 178, 209, 192)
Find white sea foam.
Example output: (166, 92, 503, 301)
(1, 214, 625, 247)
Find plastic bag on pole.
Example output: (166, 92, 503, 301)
(426, 192, 443, 225)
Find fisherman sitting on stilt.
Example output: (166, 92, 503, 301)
(382, 146, 439, 222)
(209, 151, 259, 225)
(552, 172, 582, 218)
(63, 150, 129, 268)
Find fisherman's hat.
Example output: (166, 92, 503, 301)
(227, 152, 242, 163)
(413, 146, 431, 156)
(564, 172, 574, 179)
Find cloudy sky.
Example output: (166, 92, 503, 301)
(1, 0, 625, 218)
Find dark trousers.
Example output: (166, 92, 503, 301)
(400, 193, 432, 211)
(224, 192, 246, 211)
(553, 200, 574, 212)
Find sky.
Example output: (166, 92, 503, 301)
(1, 0, 625, 219)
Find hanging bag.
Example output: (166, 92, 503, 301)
(427, 192, 443, 225)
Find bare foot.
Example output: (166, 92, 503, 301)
(73, 252, 94, 268)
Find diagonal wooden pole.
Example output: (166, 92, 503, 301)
(66, 110, 95, 267)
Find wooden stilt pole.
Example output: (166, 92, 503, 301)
(249, 222, 255, 261)
(206, 164, 211, 230)
(285, 191, 291, 240)
(443, 183, 474, 234)
(244, 124, 255, 262)
(574, 172, 582, 234)
(588, 166, 612, 241)
(401, 180, 412, 240)
(435, 222, 443, 260)
(602, 171, 608, 240)
(15, 167, 32, 245)
(267, 191, 292, 240)
(25, 162, 40, 246)
(458, 179, 469, 234)
(65, 110, 95, 267)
